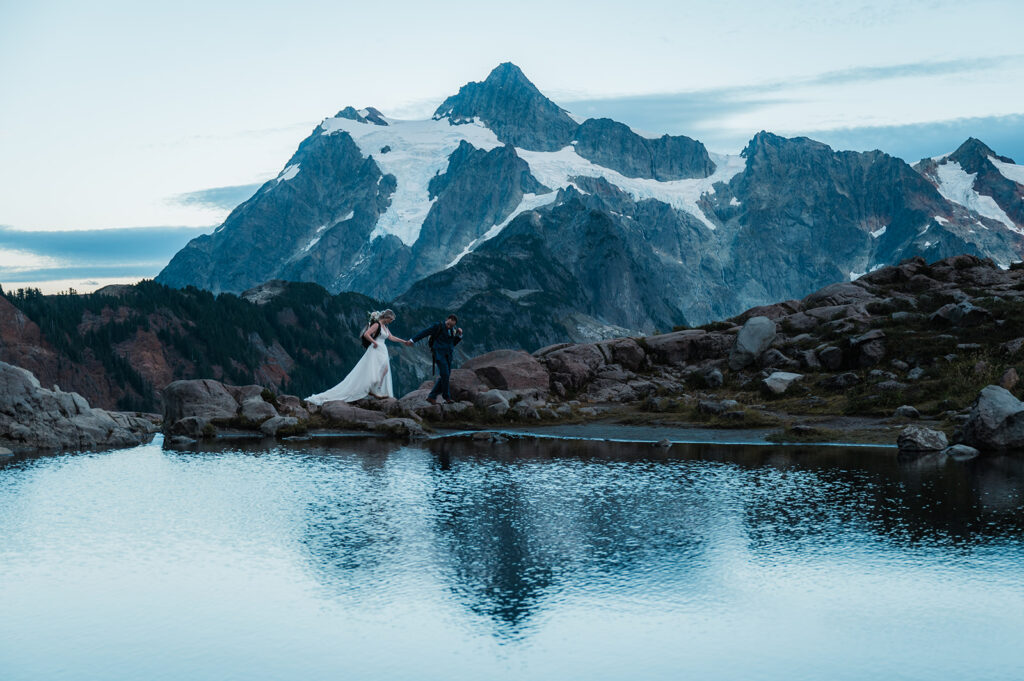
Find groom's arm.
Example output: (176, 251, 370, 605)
(411, 323, 437, 343)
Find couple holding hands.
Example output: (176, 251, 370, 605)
(306, 310, 463, 406)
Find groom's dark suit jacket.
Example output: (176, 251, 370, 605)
(412, 322, 462, 355)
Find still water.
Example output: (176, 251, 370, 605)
(1, 434, 1022, 680)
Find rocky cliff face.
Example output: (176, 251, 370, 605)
(433, 62, 578, 152)
(571, 117, 715, 180)
(156, 63, 1024, 336)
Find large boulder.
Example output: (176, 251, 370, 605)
(898, 426, 948, 452)
(163, 379, 239, 425)
(239, 397, 278, 424)
(762, 371, 803, 395)
(959, 385, 1024, 451)
(0, 361, 156, 451)
(643, 330, 733, 365)
(319, 401, 388, 427)
(542, 344, 606, 390)
(802, 282, 877, 309)
(595, 338, 647, 371)
(462, 350, 550, 392)
(728, 316, 777, 370)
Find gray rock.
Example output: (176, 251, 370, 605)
(818, 372, 861, 390)
(799, 349, 822, 371)
(894, 405, 920, 419)
(897, 426, 948, 452)
(818, 346, 844, 371)
(907, 367, 926, 381)
(0, 361, 154, 450)
(655, 438, 673, 448)
(163, 379, 239, 429)
(260, 416, 298, 436)
(240, 397, 278, 424)
(876, 380, 909, 391)
(729, 316, 777, 370)
(374, 418, 428, 439)
(698, 400, 727, 415)
(762, 371, 803, 395)
(169, 416, 210, 439)
(929, 301, 990, 327)
(891, 359, 910, 372)
(959, 385, 1024, 451)
(944, 444, 980, 460)
(999, 368, 1019, 391)
(485, 401, 510, 418)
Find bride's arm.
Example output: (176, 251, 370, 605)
(385, 329, 412, 345)
(363, 322, 381, 348)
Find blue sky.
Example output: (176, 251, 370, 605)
(1, 0, 1022, 290)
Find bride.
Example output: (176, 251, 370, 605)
(306, 309, 413, 404)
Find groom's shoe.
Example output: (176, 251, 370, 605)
(426, 396, 440, 405)
(443, 398, 456, 404)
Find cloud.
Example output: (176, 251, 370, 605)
(788, 114, 1024, 164)
(0, 224, 208, 284)
(562, 55, 1024, 149)
(169, 182, 264, 211)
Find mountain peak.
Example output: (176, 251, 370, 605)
(433, 63, 578, 152)
(942, 137, 1015, 174)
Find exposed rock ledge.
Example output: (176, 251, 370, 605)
(0, 361, 158, 452)
(159, 255, 1024, 453)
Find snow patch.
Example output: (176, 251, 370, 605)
(298, 211, 354, 254)
(935, 161, 1019, 233)
(990, 156, 1024, 186)
(320, 116, 503, 245)
(849, 271, 866, 281)
(871, 226, 887, 238)
(446, 192, 555, 268)
(729, 197, 741, 207)
(933, 215, 949, 226)
(277, 164, 300, 182)
(516, 148, 746, 231)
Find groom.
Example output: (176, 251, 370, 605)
(411, 314, 463, 405)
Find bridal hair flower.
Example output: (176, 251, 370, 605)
(368, 310, 382, 323)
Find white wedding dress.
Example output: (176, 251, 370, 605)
(306, 325, 394, 404)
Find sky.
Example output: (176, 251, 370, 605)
(1, 0, 1022, 290)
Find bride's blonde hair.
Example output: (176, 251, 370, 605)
(368, 309, 395, 324)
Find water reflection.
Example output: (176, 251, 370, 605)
(1, 435, 1023, 680)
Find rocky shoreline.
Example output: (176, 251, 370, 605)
(0, 361, 158, 454)
(6, 255, 1024, 458)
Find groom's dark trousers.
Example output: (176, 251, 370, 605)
(430, 352, 452, 402)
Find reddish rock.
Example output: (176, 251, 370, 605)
(463, 350, 550, 392)
(596, 338, 647, 371)
(319, 401, 387, 426)
(541, 344, 606, 389)
(999, 368, 1019, 391)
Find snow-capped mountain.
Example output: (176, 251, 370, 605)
(157, 63, 1024, 335)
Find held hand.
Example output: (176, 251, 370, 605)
(372, 341, 378, 348)
(405, 339, 413, 346)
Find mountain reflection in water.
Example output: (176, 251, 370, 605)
(0, 435, 1022, 680)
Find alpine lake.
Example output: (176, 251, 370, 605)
(1, 426, 1022, 681)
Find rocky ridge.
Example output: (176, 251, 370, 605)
(0, 361, 157, 452)
(163, 255, 1024, 455)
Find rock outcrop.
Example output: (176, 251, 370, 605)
(0, 361, 157, 451)
(959, 385, 1024, 452)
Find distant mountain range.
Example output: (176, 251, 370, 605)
(157, 63, 1024, 338)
